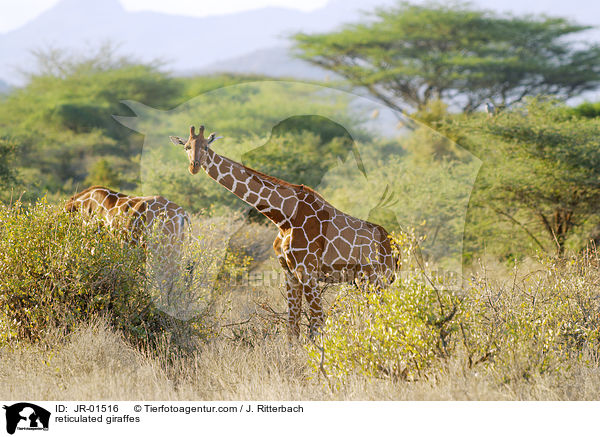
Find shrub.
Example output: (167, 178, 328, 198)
(572, 101, 600, 119)
(307, 236, 600, 388)
(462, 255, 600, 381)
(309, 277, 461, 384)
(146, 213, 252, 323)
(0, 201, 194, 345)
(307, 233, 461, 383)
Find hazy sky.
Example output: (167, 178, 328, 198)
(1, 0, 598, 34)
(0, 0, 330, 33)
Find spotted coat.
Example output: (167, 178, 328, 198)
(171, 126, 395, 338)
(64, 185, 190, 253)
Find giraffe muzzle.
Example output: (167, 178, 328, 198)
(189, 161, 201, 174)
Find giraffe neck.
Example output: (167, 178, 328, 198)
(202, 148, 296, 228)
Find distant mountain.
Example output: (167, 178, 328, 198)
(0, 0, 396, 85)
(196, 46, 332, 81)
(3, 0, 597, 90)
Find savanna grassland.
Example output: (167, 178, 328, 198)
(2, 203, 600, 401)
(3, 3, 600, 401)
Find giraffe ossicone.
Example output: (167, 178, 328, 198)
(170, 125, 397, 338)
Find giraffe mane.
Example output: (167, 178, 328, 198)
(238, 161, 328, 202)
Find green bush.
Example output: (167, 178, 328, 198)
(309, 276, 460, 383)
(307, 237, 600, 387)
(572, 101, 600, 119)
(0, 201, 187, 344)
(307, 233, 460, 383)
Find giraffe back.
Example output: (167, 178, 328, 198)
(276, 186, 396, 286)
(65, 186, 190, 246)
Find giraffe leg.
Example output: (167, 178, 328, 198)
(293, 260, 323, 338)
(285, 275, 302, 339)
(353, 270, 369, 293)
(274, 235, 303, 340)
(302, 279, 323, 339)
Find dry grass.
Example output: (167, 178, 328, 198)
(3, 314, 600, 400)
(3, 262, 600, 401)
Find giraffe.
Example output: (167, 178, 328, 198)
(170, 125, 396, 338)
(65, 185, 190, 249)
(65, 186, 192, 295)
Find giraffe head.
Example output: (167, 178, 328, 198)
(169, 125, 222, 174)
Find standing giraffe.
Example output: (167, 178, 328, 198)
(170, 125, 396, 338)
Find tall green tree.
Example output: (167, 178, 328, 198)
(293, 2, 600, 113)
(0, 45, 181, 196)
(448, 99, 600, 257)
(84, 159, 122, 188)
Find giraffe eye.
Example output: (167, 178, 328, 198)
(185, 145, 192, 151)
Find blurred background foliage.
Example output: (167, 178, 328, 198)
(1, 2, 600, 268)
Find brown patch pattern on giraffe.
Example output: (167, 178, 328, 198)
(65, 185, 190, 253)
(171, 125, 396, 338)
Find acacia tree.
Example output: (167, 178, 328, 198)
(293, 2, 600, 113)
(0, 46, 180, 196)
(450, 99, 600, 257)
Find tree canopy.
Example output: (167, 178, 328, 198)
(441, 99, 600, 257)
(292, 2, 600, 113)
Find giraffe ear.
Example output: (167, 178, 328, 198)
(207, 133, 223, 145)
(169, 136, 186, 146)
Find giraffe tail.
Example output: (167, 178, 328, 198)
(393, 252, 401, 273)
